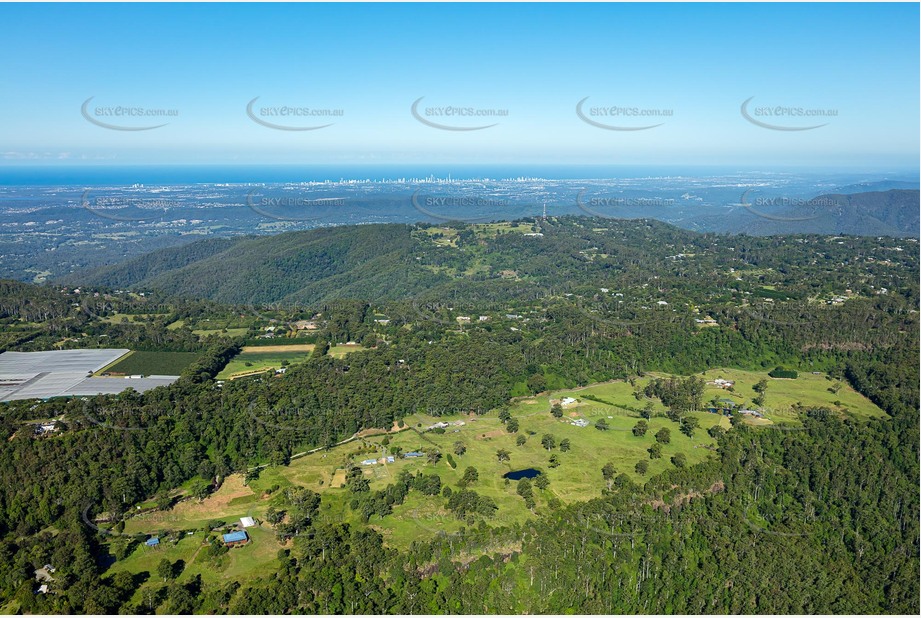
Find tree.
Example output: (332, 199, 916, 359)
(641, 401, 654, 419)
(346, 467, 370, 493)
(541, 434, 556, 450)
(516, 478, 532, 497)
(527, 373, 547, 394)
(516, 434, 527, 446)
(460, 466, 479, 487)
(602, 463, 616, 481)
(453, 441, 467, 456)
(632, 420, 648, 437)
(534, 474, 549, 490)
(496, 449, 510, 462)
(655, 427, 671, 444)
(559, 438, 571, 452)
(498, 408, 511, 423)
(679, 416, 699, 438)
(265, 506, 284, 526)
(635, 460, 649, 475)
(156, 491, 172, 511)
(753, 379, 768, 394)
(157, 558, 175, 582)
(595, 418, 610, 431)
(506, 418, 519, 433)
(189, 478, 212, 501)
(707, 425, 726, 440)
(671, 453, 687, 468)
(550, 403, 564, 418)
(516, 478, 534, 508)
(548, 454, 561, 468)
(426, 450, 442, 465)
(648, 443, 662, 459)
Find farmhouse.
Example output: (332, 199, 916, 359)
(34, 421, 59, 435)
(360, 458, 378, 466)
(707, 378, 734, 388)
(34, 565, 55, 583)
(560, 397, 578, 406)
(145, 537, 160, 547)
(571, 418, 590, 428)
(403, 451, 424, 458)
(222, 531, 249, 547)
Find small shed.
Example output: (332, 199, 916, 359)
(240, 516, 256, 528)
(145, 537, 160, 547)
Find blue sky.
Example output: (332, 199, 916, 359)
(0, 2, 918, 169)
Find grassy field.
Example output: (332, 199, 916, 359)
(104, 525, 281, 606)
(193, 327, 250, 338)
(103, 367, 886, 565)
(215, 345, 315, 379)
(679, 367, 885, 421)
(327, 343, 365, 359)
(100, 313, 168, 324)
(102, 351, 198, 376)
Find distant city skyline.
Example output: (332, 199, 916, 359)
(1, 2, 918, 169)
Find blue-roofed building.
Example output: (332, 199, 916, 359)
(404, 451, 424, 458)
(222, 530, 249, 546)
(145, 537, 159, 547)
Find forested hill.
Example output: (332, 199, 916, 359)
(71, 223, 435, 305)
(68, 216, 919, 307)
(725, 189, 920, 237)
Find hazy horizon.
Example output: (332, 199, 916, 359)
(2, 2, 918, 168)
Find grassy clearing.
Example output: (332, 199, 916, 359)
(100, 313, 168, 325)
(327, 343, 365, 359)
(104, 525, 282, 601)
(103, 351, 198, 376)
(193, 327, 250, 338)
(109, 368, 885, 556)
(215, 347, 314, 380)
(681, 367, 886, 421)
(242, 344, 315, 353)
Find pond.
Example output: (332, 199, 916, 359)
(503, 468, 541, 481)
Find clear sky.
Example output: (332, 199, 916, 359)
(0, 2, 918, 169)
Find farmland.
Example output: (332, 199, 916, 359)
(327, 343, 365, 358)
(104, 365, 885, 560)
(215, 345, 315, 380)
(100, 351, 198, 376)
